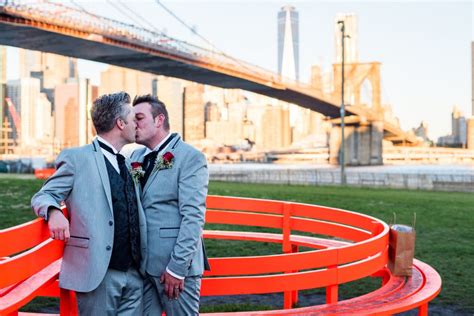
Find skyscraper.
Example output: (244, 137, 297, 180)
(471, 42, 474, 116)
(183, 83, 205, 142)
(99, 65, 155, 98)
(0, 47, 5, 84)
(261, 104, 291, 149)
(19, 49, 75, 89)
(55, 79, 97, 149)
(278, 5, 299, 81)
(19, 49, 77, 111)
(334, 13, 359, 63)
(452, 106, 466, 146)
(278, 5, 305, 144)
(156, 77, 184, 136)
(437, 106, 468, 147)
(35, 93, 53, 154)
(7, 78, 42, 150)
(0, 46, 6, 135)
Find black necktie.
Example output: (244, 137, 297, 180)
(116, 154, 129, 182)
(141, 133, 176, 188)
(141, 151, 158, 188)
(98, 142, 127, 180)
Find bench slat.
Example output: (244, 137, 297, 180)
(0, 240, 63, 289)
(0, 219, 50, 257)
(201, 260, 441, 316)
(0, 260, 60, 315)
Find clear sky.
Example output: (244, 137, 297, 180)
(6, 0, 473, 140)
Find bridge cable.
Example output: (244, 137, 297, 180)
(105, 0, 151, 31)
(153, 0, 256, 73)
(153, 1, 205, 43)
(106, 0, 188, 52)
(115, 0, 162, 35)
(64, 0, 141, 32)
(69, 0, 87, 13)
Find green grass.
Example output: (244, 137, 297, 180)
(1, 176, 473, 312)
(0, 176, 43, 229)
(207, 181, 474, 312)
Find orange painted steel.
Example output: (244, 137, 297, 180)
(0, 195, 441, 315)
(0, 261, 61, 315)
(34, 169, 55, 180)
(0, 209, 74, 316)
(0, 219, 50, 258)
(200, 260, 441, 316)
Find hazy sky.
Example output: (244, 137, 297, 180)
(6, 0, 473, 140)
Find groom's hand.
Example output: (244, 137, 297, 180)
(160, 271, 184, 300)
(48, 208, 70, 242)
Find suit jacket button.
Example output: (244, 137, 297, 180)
(106, 246, 111, 251)
(109, 221, 113, 226)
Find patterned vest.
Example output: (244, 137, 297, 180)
(104, 159, 141, 271)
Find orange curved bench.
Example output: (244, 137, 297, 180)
(34, 168, 55, 180)
(0, 195, 441, 315)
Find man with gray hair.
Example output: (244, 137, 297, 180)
(32, 92, 147, 315)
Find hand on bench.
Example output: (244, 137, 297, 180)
(48, 209, 70, 242)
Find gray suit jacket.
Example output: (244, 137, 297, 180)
(131, 135, 209, 278)
(31, 139, 147, 292)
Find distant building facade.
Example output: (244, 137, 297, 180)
(472, 42, 474, 116)
(412, 121, 430, 143)
(99, 65, 155, 98)
(54, 78, 97, 149)
(437, 106, 467, 147)
(334, 13, 359, 63)
(6, 77, 50, 151)
(0, 46, 6, 145)
(183, 83, 205, 142)
(261, 104, 291, 149)
(156, 77, 184, 136)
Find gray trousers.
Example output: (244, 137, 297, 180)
(143, 274, 202, 316)
(76, 267, 144, 316)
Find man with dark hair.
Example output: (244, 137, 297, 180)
(132, 94, 209, 315)
(32, 92, 147, 315)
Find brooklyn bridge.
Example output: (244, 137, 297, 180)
(0, 1, 470, 166)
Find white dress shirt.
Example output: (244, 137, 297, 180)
(144, 132, 173, 156)
(96, 136, 120, 174)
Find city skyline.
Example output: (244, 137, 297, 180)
(4, 1, 473, 140)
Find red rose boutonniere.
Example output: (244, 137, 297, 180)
(130, 162, 145, 183)
(154, 151, 174, 171)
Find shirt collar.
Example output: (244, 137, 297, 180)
(144, 132, 172, 155)
(96, 136, 119, 154)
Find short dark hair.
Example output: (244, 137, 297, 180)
(133, 94, 170, 131)
(91, 91, 131, 134)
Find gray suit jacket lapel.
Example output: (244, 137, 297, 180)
(130, 147, 147, 196)
(127, 157, 144, 199)
(92, 139, 113, 215)
(143, 136, 181, 195)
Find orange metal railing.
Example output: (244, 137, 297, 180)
(200, 196, 388, 307)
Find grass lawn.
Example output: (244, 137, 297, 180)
(1, 176, 472, 313)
